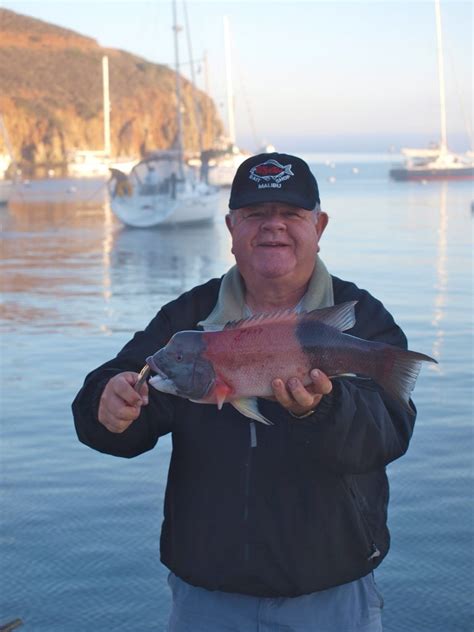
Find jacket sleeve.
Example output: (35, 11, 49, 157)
(284, 289, 417, 474)
(72, 308, 176, 458)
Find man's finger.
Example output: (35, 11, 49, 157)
(112, 374, 145, 406)
(287, 378, 315, 408)
(310, 369, 333, 395)
(271, 378, 294, 407)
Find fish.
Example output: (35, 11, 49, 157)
(249, 159, 294, 182)
(145, 301, 437, 425)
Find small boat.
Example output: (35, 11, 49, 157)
(389, 149, 474, 181)
(108, 2, 219, 227)
(205, 143, 249, 187)
(68, 149, 137, 178)
(108, 151, 219, 227)
(67, 149, 111, 177)
(389, 0, 474, 182)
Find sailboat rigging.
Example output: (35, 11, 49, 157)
(389, 0, 473, 181)
(107, 0, 219, 227)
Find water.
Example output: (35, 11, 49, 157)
(1, 156, 472, 631)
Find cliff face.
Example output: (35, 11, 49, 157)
(0, 9, 224, 165)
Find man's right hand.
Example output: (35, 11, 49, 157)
(98, 372, 149, 433)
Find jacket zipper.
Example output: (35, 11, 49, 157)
(243, 421, 257, 563)
(345, 478, 381, 562)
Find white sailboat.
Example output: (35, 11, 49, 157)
(207, 16, 249, 188)
(68, 56, 137, 178)
(390, 0, 473, 181)
(107, 1, 219, 228)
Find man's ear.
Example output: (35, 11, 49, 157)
(316, 212, 329, 239)
(225, 214, 235, 254)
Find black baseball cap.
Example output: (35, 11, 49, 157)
(229, 152, 320, 211)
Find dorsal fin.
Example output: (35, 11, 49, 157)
(223, 301, 357, 332)
(302, 301, 357, 331)
(224, 308, 298, 330)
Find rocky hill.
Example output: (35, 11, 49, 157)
(0, 9, 224, 166)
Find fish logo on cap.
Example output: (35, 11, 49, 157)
(249, 159, 294, 189)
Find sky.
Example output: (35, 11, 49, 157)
(1, 0, 473, 153)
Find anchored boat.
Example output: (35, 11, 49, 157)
(389, 0, 473, 182)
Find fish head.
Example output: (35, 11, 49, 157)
(146, 331, 215, 401)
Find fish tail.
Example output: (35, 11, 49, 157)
(374, 348, 437, 412)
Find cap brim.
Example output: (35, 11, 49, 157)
(229, 189, 316, 211)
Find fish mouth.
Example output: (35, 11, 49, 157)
(146, 355, 167, 377)
(148, 373, 178, 395)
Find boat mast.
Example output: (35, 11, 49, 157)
(102, 55, 111, 157)
(223, 16, 236, 146)
(172, 0, 185, 179)
(434, 0, 448, 154)
(183, 0, 203, 154)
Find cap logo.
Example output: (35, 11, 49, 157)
(249, 159, 294, 189)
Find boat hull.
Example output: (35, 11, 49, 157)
(109, 189, 220, 228)
(390, 167, 474, 181)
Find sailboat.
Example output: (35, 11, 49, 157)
(206, 16, 249, 188)
(107, 1, 219, 227)
(68, 56, 137, 177)
(389, 0, 474, 181)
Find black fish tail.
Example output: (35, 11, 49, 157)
(376, 348, 437, 412)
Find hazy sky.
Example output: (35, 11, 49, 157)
(2, 0, 473, 152)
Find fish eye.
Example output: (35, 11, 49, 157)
(176, 353, 183, 362)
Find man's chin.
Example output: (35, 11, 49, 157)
(254, 263, 296, 279)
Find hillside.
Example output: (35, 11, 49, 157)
(0, 9, 224, 165)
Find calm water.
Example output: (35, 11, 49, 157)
(1, 155, 473, 632)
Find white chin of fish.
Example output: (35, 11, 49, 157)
(149, 374, 178, 395)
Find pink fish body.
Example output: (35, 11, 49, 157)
(147, 302, 436, 424)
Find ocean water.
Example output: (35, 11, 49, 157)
(1, 155, 472, 632)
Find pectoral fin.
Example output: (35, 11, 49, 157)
(231, 398, 273, 426)
(214, 379, 232, 410)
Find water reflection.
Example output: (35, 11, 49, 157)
(431, 183, 448, 367)
(108, 209, 233, 298)
(1, 181, 232, 334)
(102, 202, 114, 303)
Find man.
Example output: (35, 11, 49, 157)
(73, 152, 415, 631)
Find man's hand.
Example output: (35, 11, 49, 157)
(98, 372, 149, 433)
(271, 369, 332, 418)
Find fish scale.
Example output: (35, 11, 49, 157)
(203, 323, 311, 398)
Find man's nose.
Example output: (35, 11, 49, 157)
(260, 213, 286, 230)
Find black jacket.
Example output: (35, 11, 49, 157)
(72, 275, 416, 597)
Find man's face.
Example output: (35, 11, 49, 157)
(225, 202, 328, 286)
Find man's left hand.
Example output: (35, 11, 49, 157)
(271, 369, 332, 418)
